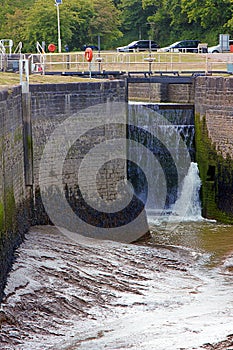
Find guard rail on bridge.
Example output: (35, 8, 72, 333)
(28, 51, 233, 76)
(2, 51, 233, 76)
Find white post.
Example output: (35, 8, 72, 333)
(55, 0, 62, 53)
(89, 62, 92, 79)
(57, 3, 61, 53)
(19, 59, 29, 93)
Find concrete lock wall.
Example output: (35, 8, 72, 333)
(0, 76, 233, 299)
(128, 81, 194, 103)
(0, 86, 31, 299)
(128, 76, 233, 222)
(29, 82, 127, 225)
(194, 77, 233, 223)
(0, 81, 127, 299)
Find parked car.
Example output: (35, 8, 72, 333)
(208, 40, 233, 53)
(116, 40, 159, 52)
(82, 44, 99, 51)
(158, 40, 200, 53)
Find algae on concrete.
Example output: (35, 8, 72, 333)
(195, 114, 233, 224)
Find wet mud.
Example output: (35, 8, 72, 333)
(0, 225, 233, 350)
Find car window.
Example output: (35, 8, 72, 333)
(170, 42, 180, 48)
(185, 41, 192, 47)
(177, 40, 198, 48)
(137, 41, 144, 48)
(176, 41, 186, 48)
(128, 41, 137, 46)
(188, 41, 198, 47)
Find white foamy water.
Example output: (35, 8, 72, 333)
(1, 225, 233, 350)
(147, 162, 204, 228)
(171, 162, 202, 220)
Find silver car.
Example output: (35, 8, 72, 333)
(158, 40, 200, 53)
(117, 40, 159, 52)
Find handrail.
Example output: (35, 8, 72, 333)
(0, 42, 5, 55)
(0, 39, 13, 54)
(36, 41, 45, 54)
(14, 42, 23, 54)
(28, 51, 233, 75)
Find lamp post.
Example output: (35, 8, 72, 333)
(55, 0, 62, 53)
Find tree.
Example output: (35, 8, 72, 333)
(119, 0, 158, 45)
(19, 0, 97, 52)
(89, 0, 123, 48)
(0, 0, 34, 50)
(181, 0, 233, 44)
(0, 0, 122, 51)
(1, 0, 233, 51)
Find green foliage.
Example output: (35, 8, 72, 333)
(117, 0, 158, 45)
(181, 0, 233, 45)
(1, 0, 233, 50)
(20, 0, 95, 52)
(89, 0, 123, 48)
(0, 0, 122, 51)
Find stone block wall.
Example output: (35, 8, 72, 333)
(30, 81, 126, 182)
(0, 81, 127, 299)
(0, 86, 30, 299)
(195, 77, 233, 158)
(128, 83, 167, 102)
(194, 76, 233, 222)
(167, 83, 194, 103)
(128, 81, 194, 103)
(29, 82, 127, 224)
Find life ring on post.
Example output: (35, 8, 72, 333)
(84, 47, 93, 62)
(48, 43, 56, 53)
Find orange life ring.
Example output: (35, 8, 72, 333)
(48, 43, 56, 53)
(84, 47, 93, 62)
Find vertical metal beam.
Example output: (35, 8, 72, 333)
(20, 58, 33, 186)
(57, 3, 62, 53)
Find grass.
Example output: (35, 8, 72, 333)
(0, 72, 99, 87)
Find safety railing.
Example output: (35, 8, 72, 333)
(3, 51, 233, 75)
(0, 40, 23, 71)
(13, 42, 23, 54)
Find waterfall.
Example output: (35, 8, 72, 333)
(127, 102, 203, 223)
(169, 162, 202, 221)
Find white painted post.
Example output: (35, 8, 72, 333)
(55, 0, 62, 53)
(19, 59, 29, 93)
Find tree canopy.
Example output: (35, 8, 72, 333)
(0, 0, 233, 52)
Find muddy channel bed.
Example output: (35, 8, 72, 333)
(0, 225, 233, 350)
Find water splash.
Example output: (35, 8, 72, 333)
(127, 103, 195, 211)
(170, 162, 203, 221)
(127, 103, 204, 225)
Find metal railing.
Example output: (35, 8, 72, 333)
(13, 42, 23, 54)
(0, 40, 23, 71)
(28, 51, 233, 75)
(2, 50, 233, 75)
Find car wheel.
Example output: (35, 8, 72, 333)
(212, 50, 219, 53)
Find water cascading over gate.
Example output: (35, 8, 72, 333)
(127, 102, 202, 221)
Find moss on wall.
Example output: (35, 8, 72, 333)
(14, 129, 23, 144)
(0, 202, 4, 232)
(195, 114, 233, 223)
(4, 188, 17, 232)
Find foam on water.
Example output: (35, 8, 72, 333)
(147, 162, 204, 226)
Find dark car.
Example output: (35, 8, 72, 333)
(158, 40, 200, 53)
(82, 44, 99, 51)
(117, 40, 159, 52)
